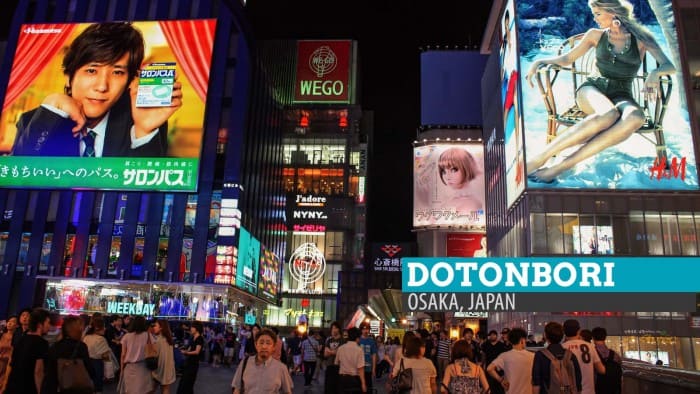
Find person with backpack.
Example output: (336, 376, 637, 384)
(592, 327, 622, 394)
(562, 319, 605, 394)
(532, 321, 582, 394)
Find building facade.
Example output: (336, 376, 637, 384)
(479, 0, 700, 370)
(0, 0, 287, 324)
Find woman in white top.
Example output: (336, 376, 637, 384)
(391, 335, 437, 394)
(119, 316, 152, 394)
(83, 317, 112, 394)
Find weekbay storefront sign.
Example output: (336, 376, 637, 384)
(106, 301, 156, 316)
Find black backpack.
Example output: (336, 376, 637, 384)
(595, 349, 622, 394)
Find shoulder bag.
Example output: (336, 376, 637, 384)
(57, 342, 94, 394)
(390, 358, 413, 394)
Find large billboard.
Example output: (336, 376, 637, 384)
(414, 144, 485, 228)
(500, 0, 526, 207)
(258, 246, 280, 303)
(0, 20, 217, 191)
(420, 51, 487, 126)
(236, 227, 260, 295)
(518, 0, 697, 189)
(294, 40, 352, 103)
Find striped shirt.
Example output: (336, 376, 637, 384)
(437, 338, 451, 360)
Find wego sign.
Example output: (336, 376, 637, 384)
(295, 40, 352, 103)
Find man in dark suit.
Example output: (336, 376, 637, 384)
(11, 22, 181, 157)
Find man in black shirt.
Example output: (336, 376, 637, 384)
(532, 321, 582, 394)
(5, 308, 51, 394)
(481, 330, 508, 394)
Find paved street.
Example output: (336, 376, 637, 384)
(103, 362, 391, 393)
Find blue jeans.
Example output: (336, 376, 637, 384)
(90, 358, 104, 392)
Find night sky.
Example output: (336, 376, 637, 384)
(246, 0, 494, 243)
(0, 0, 494, 244)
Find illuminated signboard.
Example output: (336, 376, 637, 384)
(258, 246, 280, 303)
(369, 242, 414, 272)
(446, 233, 487, 257)
(517, 0, 697, 190)
(236, 227, 260, 294)
(0, 19, 217, 191)
(294, 40, 352, 103)
(288, 243, 326, 291)
(500, 0, 525, 207)
(413, 144, 486, 228)
(287, 193, 329, 224)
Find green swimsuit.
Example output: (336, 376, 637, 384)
(578, 31, 642, 105)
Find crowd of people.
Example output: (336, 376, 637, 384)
(0, 311, 626, 394)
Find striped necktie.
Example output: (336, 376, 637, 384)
(82, 129, 96, 157)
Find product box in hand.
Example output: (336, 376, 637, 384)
(135, 62, 176, 107)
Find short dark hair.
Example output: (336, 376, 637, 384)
(580, 329, 593, 342)
(462, 328, 474, 336)
(347, 327, 361, 341)
(62, 22, 144, 93)
(592, 327, 607, 341)
(129, 316, 148, 333)
(563, 319, 581, 337)
(403, 335, 424, 358)
(28, 308, 50, 331)
(544, 322, 564, 344)
(451, 340, 474, 362)
(256, 328, 277, 344)
(191, 321, 204, 334)
(508, 328, 528, 345)
(359, 322, 370, 330)
(488, 330, 498, 336)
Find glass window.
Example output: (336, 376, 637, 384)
(546, 213, 564, 254)
(326, 232, 344, 260)
(132, 237, 145, 278)
(16, 233, 30, 269)
(645, 212, 664, 255)
(530, 213, 546, 254)
(40, 234, 52, 273)
(62, 234, 76, 276)
(109, 237, 121, 277)
(621, 336, 640, 360)
(693, 337, 700, 371)
(660, 213, 681, 255)
(612, 216, 630, 254)
(161, 194, 174, 237)
(181, 238, 193, 281)
(157, 238, 169, 277)
(679, 213, 698, 255)
(85, 235, 98, 276)
(629, 212, 647, 255)
(47, 191, 60, 222)
(562, 214, 578, 254)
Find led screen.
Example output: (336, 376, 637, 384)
(258, 246, 280, 303)
(500, 0, 526, 207)
(573, 225, 614, 255)
(518, 0, 697, 190)
(236, 227, 260, 294)
(0, 19, 217, 191)
(414, 144, 486, 228)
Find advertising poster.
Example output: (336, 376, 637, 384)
(0, 19, 217, 191)
(294, 40, 352, 103)
(518, 0, 697, 189)
(413, 144, 486, 228)
(573, 225, 614, 255)
(500, 0, 526, 207)
(446, 233, 487, 257)
(236, 227, 260, 295)
(258, 246, 280, 303)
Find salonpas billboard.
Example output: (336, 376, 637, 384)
(0, 20, 217, 191)
(518, 0, 697, 190)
